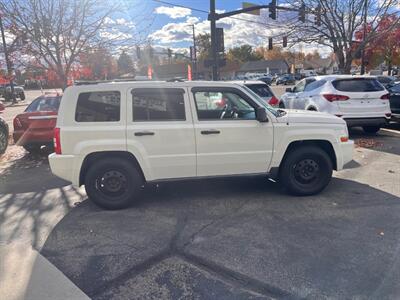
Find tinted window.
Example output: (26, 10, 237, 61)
(332, 79, 384, 92)
(304, 80, 326, 92)
(194, 90, 255, 120)
(378, 77, 393, 84)
(75, 91, 120, 122)
(246, 84, 273, 98)
(132, 88, 185, 121)
(25, 96, 61, 112)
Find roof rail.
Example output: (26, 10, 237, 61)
(73, 78, 151, 86)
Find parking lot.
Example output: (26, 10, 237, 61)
(1, 89, 400, 299)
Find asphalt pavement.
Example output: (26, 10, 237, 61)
(1, 89, 400, 299)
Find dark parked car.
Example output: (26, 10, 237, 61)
(276, 74, 296, 85)
(0, 83, 26, 101)
(0, 102, 8, 155)
(388, 83, 400, 120)
(376, 76, 396, 88)
(257, 76, 273, 85)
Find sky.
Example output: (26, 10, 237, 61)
(115, 0, 332, 57)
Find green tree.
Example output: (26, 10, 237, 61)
(117, 51, 135, 75)
(227, 45, 263, 63)
(196, 33, 211, 60)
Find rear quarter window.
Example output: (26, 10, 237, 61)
(75, 91, 120, 122)
(246, 84, 273, 97)
(304, 80, 326, 92)
(332, 79, 384, 92)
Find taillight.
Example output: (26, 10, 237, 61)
(13, 117, 22, 128)
(268, 96, 279, 106)
(323, 94, 350, 102)
(380, 93, 390, 100)
(54, 127, 61, 154)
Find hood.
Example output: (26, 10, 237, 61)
(277, 109, 345, 125)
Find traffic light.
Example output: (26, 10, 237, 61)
(269, 0, 276, 20)
(283, 36, 287, 48)
(136, 46, 141, 59)
(268, 37, 273, 50)
(315, 5, 321, 26)
(299, 3, 306, 22)
(167, 48, 172, 58)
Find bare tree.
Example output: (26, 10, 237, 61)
(285, 0, 400, 73)
(0, 0, 143, 88)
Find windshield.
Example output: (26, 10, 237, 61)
(241, 85, 279, 117)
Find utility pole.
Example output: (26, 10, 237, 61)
(189, 24, 197, 80)
(209, 0, 218, 80)
(360, 0, 368, 75)
(0, 13, 16, 103)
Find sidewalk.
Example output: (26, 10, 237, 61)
(0, 243, 89, 300)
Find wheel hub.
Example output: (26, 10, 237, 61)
(98, 170, 127, 195)
(294, 159, 320, 183)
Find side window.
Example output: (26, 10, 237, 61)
(193, 90, 255, 120)
(293, 80, 306, 93)
(75, 91, 120, 122)
(390, 84, 400, 93)
(304, 80, 326, 92)
(132, 88, 185, 121)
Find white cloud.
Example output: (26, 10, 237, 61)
(154, 6, 191, 19)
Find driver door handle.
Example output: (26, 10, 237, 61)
(134, 131, 155, 136)
(201, 129, 220, 135)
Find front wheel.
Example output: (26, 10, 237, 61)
(20, 93, 26, 100)
(279, 146, 333, 196)
(85, 158, 143, 210)
(362, 126, 380, 134)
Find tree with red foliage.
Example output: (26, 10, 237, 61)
(356, 15, 400, 74)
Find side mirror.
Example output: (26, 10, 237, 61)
(256, 107, 268, 122)
(285, 87, 293, 93)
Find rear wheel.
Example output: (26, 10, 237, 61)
(362, 126, 380, 134)
(84, 158, 143, 210)
(0, 125, 8, 155)
(279, 146, 333, 196)
(20, 93, 26, 100)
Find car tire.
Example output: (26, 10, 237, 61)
(0, 125, 8, 155)
(279, 146, 333, 196)
(362, 126, 380, 134)
(85, 158, 143, 210)
(23, 144, 42, 153)
(20, 93, 26, 100)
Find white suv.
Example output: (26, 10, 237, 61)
(280, 75, 391, 134)
(49, 81, 353, 209)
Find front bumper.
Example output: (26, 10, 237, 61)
(337, 140, 354, 170)
(343, 117, 389, 127)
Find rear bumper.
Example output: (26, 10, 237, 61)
(13, 129, 53, 145)
(343, 117, 390, 127)
(48, 153, 78, 185)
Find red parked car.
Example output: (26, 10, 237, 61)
(13, 93, 62, 153)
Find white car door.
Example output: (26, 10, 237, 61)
(189, 86, 274, 177)
(126, 87, 196, 180)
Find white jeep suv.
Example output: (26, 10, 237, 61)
(280, 75, 391, 134)
(49, 81, 353, 209)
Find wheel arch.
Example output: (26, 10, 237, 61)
(79, 151, 145, 186)
(280, 140, 337, 171)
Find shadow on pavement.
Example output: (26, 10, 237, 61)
(41, 177, 400, 299)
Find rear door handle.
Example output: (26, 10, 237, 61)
(134, 131, 155, 136)
(201, 129, 220, 135)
